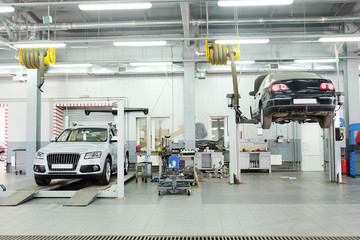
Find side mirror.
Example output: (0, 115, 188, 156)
(249, 91, 255, 96)
(50, 135, 58, 142)
(110, 136, 118, 143)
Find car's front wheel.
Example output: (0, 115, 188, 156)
(99, 158, 111, 185)
(34, 176, 51, 186)
(319, 113, 333, 128)
(0, 152, 4, 161)
(260, 106, 272, 129)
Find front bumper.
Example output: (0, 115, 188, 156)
(264, 97, 336, 116)
(33, 153, 105, 179)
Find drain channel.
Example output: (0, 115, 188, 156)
(0, 236, 359, 240)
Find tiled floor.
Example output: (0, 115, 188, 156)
(1, 171, 360, 236)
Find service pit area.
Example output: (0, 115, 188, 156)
(0, 172, 136, 206)
(1, 172, 360, 236)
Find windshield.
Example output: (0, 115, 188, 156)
(57, 128, 107, 142)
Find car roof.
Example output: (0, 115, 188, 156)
(68, 125, 109, 129)
(267, 72, 323, 82)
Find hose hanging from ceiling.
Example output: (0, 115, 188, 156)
(18, 47, 56, 91)
(206, 42, 240, 108)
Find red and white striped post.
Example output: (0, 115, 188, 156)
(0, 104, 8, 173)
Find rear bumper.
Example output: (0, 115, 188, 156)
(264, 97, 336, 116)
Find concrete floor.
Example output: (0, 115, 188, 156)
(1, 171, 360, 236)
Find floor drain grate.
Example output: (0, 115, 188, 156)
(0, 237, 359, 240)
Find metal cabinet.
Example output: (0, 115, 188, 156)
(239, 152, 271, 173)
(194, 152, 223, 170)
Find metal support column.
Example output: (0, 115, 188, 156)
(344, 42, 360, 137)
(117, 101, 125, 198)
(229, 109, 240, 184)
(25, 69, 41, 176)
(183, 46, 196, 149)
(329, 129, 343, 182)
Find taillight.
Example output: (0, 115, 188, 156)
(271, 84, 289, 92)
(320, 83, 335, 90)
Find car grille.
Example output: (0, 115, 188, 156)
(47, 153, 80, 171)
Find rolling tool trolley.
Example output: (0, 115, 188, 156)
(157, 154, 191, 196)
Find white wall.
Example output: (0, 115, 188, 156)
(0, 71, 342, 147)
(0, 74, 184, 143)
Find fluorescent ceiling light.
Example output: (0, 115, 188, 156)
(218, 0, 293, 7)
(113, 41, 167, 47)
(0, 6, 14, 12)
(0, 65, 23, 69)
(294, 59, 337, 63)
(54, 63, 92, 68)
(215, 39, 269, 44)
(79, 3, 152, 10)
(319, 36, 360, 42)
(129, 62, 172, 66)
(13, 42, 66, 48)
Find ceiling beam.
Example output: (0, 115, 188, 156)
(1, 0, 360, 7)
(180, 2, 190, 45)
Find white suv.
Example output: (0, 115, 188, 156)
(33, 125, 129, 186)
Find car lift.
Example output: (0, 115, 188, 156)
(0, 102, 148, 206)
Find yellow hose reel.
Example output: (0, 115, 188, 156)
(205, 39, 240, 65)
(18, 47, 56, 68)
(18, 47, 56, 91)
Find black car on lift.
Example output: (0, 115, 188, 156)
(249, 72, 336, 129)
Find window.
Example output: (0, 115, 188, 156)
(136, 117, 148, 150)
(210, 116, 229, 148)
(152, 117, 170, 151)
(211, 119, 224, 140)
(57, 128, 107, 142)
(136, 117, 170, 151)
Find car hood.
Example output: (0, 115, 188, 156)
(39, 142, 107, 154)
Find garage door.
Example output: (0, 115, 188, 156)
(301, 123, 324, 171)
(65, 108, 115, 127)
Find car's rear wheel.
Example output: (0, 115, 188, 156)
(319, 113, 333, 128)
(34, 176, 51, 186)
(124, 153, 129, 175)
(99, 158, 111, 185)
(260, 106, 272, 129)
(0, 152, 4, 161)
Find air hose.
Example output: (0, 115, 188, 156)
(207, 42, 240, 107)
(18, 47, 56, 91)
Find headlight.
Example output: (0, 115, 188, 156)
(84, 151, 102, 159)
(35, 152, 44, 159)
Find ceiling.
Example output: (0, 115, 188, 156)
(0, 0, 359, 43)
(0, 0, 359, 74)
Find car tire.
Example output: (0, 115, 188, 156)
(34, 176, 51, 186)
(260, 105, 272, 129)
(99, 158, 111, 185)
(319, 113, 333, 128)
(0, 152, 4, 161)
(124, 153, 129, 176)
